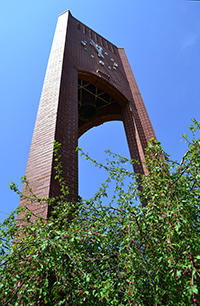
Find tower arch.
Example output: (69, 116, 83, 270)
(78, 71, 127, 137)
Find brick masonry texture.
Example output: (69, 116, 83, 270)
(20, 10, 156, 218)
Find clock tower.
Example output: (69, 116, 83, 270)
(20, 10, 156, 218)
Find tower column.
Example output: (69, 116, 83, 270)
(119, 48, 156, 175)
(20, 12, 73, 218)
(51, 66, 79, 202)
(122, 102, 146, 175)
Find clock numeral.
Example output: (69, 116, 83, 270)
(99, 60, 105, 66)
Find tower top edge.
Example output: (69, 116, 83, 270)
(59, 9, 71, 17)
(58, 10, 121, 49)
(70, 14, 119, 49)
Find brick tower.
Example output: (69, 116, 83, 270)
(21, 10, 156, 218)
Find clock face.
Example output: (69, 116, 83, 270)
(81, 40, 118, 73)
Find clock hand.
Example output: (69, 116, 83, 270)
(91, 40, 104, 58)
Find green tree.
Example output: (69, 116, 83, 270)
(0, 120, 200, 305)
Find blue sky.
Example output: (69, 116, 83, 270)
(0, 0, 200, 222)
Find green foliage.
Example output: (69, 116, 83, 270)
(1, 120, 200, 305)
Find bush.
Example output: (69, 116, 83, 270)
(0, 120, 200, 305)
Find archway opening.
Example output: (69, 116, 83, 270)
(78, 121, 133, 203)
(77, 74, 137, 204)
